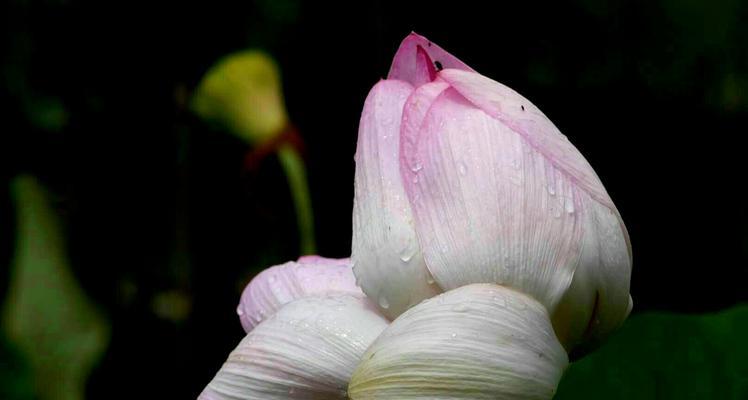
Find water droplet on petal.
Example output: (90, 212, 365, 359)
(451, 304, 467, 312)
(457, 161, 467, 175)
(512, 298, 527, 310)
(236, 306, 244, 316)
(565, 199, 575, 214)
(378, 294, 390, 310)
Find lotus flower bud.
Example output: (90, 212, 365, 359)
(351, 33, 632, 351)
(191, 50, 288, 144)
(348, 284, 568, 399)
(201, 295, 389, 400)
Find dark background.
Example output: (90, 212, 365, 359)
(1, 0, 746, 398)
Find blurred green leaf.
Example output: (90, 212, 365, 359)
(556, 305, 748, 399)
(2, 176, 110, 400)
(0, 334, 35, 400)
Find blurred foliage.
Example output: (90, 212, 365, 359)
(556, 305, 748, 399)
(0, 335, 34, 400)
(2, 176, 109, 400)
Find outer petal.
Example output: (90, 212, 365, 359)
(201, 295, 389, 399)
(351, 79, 441, 319)
(403, 87, 583, 311)
(400, 80, 451, 175)
(388, 33, 474, 86)
(349, 284, 568, 399)
(552, 197, 633, 354)
(296, 255, 351, 266)
(437, 69, 632, 350)
(439, 69, 628, 222)
(238, 257, 364, 332)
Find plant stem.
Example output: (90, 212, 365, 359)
(277, 144, 316, 255)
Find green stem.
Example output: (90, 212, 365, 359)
(277, 144, 316, 255)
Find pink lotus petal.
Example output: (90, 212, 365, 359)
(351, 79, 442, 319)
(402, 87, 583, 311)
(438, 69, 619, 215)
(412, 45, 438, 86)
(388, 32, 474, 86)
(238, 257, 364, 332)
(399, 80, 450, 188)
(297, 255, 351, 266)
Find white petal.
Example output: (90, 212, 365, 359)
(201, 295, 389, 399)
(402, 87, 583, 312)
(349, 284, 568, 399)
(238, 257, 364, 332)
(552, 196, 632, 353)
(352, 79, 441, 319)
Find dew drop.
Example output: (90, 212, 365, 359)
(495, 296, 507, 308)
(547, 184, 556, 195)
(411, 162, 423, 172)
(553, 206, 562, 218)
(457, 161, 468, 175)
(565, 199, 575, 214)
(399, 250, 414, 263)
(378, 294, 390, 310)
(451, 333, 458, 339)
(427, 276, 435, 285)
(236, 306, 244, 316)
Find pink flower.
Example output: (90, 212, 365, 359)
(351, 32, 632, 351)
(201, 33, 633, 400)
